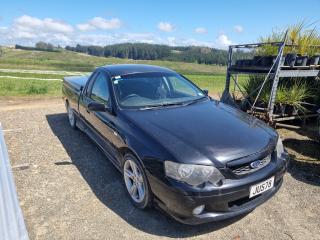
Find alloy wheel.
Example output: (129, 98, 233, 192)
(67, 105, 75, 127)
(123, 159, 146, 203)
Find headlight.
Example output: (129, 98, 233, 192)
(164, 161, 224, 186)
(276, 137, 284, 159)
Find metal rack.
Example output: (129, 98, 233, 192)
(221, 38, 320, 125)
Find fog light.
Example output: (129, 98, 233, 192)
(192, 205, 205, 215)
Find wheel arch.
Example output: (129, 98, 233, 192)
(118, 146, 145, 170)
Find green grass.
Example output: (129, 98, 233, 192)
(0, 47, 226, 75)
(186, 74, 248, 94)
(0, 78, 62, 96)
(0, 71, 65, 79)
(0, 47, 242, 97)
(0, 74, 249, 97)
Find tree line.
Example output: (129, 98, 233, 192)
(14, 42, 251, 65)
(15, 42, 61, 52)
(65, 43, 251, 65)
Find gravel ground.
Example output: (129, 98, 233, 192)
(0, 99, 319, 240)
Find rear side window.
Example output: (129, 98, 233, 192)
(90, 73, 110, 104)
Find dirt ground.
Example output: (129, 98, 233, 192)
(0, 98, 319, 240)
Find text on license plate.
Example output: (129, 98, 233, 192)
(249, 176, 274, 198)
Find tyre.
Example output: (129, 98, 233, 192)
(122, 153, 152, 209)
(66, 102, 76, 129)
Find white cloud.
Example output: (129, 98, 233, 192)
(194, 27, 207, 34)
(234, 25, 244, 33)
(215, 34, 232, 48)
(157, 22, 174, 32)
(0, 15, 74, 46)
(0, 15, 234, 50)
(77, 17, 121, 31)
(77, 23, 94, 31)
(14, 15, 73, 34)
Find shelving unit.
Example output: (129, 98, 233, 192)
(221, 38, 320, 125)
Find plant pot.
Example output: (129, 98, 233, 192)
(293, 107, 299, 115)
(253, 56, 262, 66)
(274, 104, 285, 115)
(285, 105, 294, 115)
(243, 59, 253, 67)
(235, 60, 243, 67)
(284, 53, 297, 67)
(295, 55, 308, 66)
(280, 104, 286, 116)
(308, 55, 320, 66)
(260, 56, 274, 67)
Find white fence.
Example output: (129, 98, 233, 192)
(0, 124, 29, 240)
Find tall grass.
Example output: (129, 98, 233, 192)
(0, 78, 61, 96)
(257, 21, 320, 56)
(242, 75, 317, 113)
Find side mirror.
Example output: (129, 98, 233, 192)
(203, 89, 209, 95)
(88, 101, 106, 112)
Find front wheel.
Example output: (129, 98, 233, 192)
(67, 103, 76, 129)
(123, 153, 152, 209)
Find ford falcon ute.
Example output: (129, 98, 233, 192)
(62, 64, 289, 224)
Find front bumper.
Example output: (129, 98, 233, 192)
(147, 152, 289, 225)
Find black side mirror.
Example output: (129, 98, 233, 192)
(203, 89, 209, 95)
(88, 101, 106, 112)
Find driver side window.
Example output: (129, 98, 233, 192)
(90, 72, 110, 104)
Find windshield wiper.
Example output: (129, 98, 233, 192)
(140, 102, 185, 110)
(183, 96, 208, 106)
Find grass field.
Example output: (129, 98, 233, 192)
(0, 47, 226, 75)
(0, 78, 62, 96)
(0, 74, 248, 97)
(0, 47, 249, 97)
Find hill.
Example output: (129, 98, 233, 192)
(65, 43, 251, 66)
(0, 47, 248, 97)
(0, 47, 226, 75)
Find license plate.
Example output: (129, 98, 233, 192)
(249, 176, 274, 198)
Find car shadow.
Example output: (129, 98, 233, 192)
(46, 113, 246, 237)
(283, 138, 320, 186)
(279, 123, 320, 186)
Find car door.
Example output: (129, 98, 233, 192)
(82, 71, 118, 161)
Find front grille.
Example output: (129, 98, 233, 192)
(231, 154, 271, 175)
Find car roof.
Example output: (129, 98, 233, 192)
(99, 64, 176, 77)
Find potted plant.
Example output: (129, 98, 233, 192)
(285, 53, 297, 67)
(307, 36, 320, 65)
(308, 54, 320, 65)
(295, 28, 318, 66)
(284, 22, 305, 67)
(285, 82, 314, 115)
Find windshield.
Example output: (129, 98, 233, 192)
(111, 72, 207, 109)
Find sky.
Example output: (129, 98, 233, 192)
(0, 0, 320, 49)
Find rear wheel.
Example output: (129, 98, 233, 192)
(123, 153, 152, 209)
(66, 103, 76, 129)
